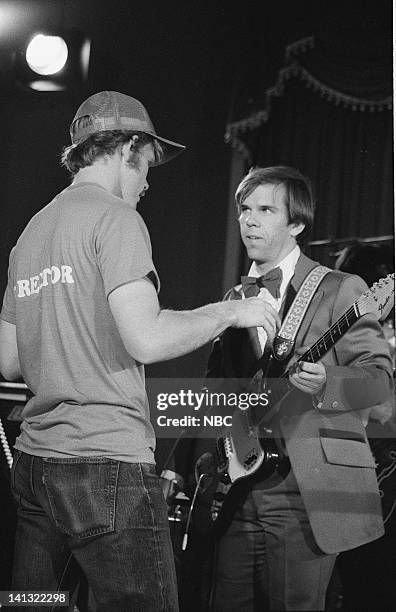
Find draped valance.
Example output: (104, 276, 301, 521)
(226, 30, 393, 161)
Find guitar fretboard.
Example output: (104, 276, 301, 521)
(293, 304, 358, 366)
(269, 303, 359, 406)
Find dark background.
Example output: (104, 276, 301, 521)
(0, 0, 393, 596)
(0, 0, 393, 462)
(0, 0, 346, 379)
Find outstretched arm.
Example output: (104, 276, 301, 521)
(108, 278, 280, 364)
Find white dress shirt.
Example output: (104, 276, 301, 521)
(244, 245, 301, 352)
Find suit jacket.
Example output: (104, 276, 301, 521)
(204, 252, 393, 554)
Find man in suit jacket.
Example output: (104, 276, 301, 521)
(194, 166, 393, 611)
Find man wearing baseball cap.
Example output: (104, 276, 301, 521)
(0, 91, 280, 611)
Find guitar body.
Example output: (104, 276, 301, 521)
(224, 411, 264, 482)
(194, 433, 282, 536)
(222, 398, 286, 481)
(195, 363, 287, 533)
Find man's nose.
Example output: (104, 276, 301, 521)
(245, 210, 259, 226)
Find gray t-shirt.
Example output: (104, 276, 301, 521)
(0, 182, 159, 463)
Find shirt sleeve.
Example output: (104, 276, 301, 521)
(93, 205, 160, 298)
(0, 247, 16, 324)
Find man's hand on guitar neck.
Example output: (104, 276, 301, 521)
(289, 347, 327, 398)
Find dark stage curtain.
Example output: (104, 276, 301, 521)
(232, 79, 392, 242)
(223, 9, 393, 276)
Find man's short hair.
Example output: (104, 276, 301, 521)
(61, 129, 163, 176)
(235, 166, 315, 244)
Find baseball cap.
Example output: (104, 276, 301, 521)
(69, 91, 185, 165)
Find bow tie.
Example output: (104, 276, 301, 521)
(241, 267, 283, 299)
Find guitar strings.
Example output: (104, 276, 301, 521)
(279, 305, 357, 381)
(262, 279, 393, 401)
(292, 278, 393, 368)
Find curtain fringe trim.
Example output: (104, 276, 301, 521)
(225, 37, 393, 157)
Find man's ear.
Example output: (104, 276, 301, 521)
(121, 136, 139, 161)
(120, 141, 130, 162)
(290, 222, 305, 238)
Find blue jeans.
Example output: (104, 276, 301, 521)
(11, 451, 179, 612)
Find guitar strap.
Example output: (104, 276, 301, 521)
(272, 265, 331, 361)
(250, 265, 332, 432)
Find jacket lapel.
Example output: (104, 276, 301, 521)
(290, 252, 320, 291)
(247, 327, 262, 360)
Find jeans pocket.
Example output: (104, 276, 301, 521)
(42, 457, 119, 539)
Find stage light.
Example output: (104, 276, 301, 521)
(25, 34, 68, 76)
(8, 29, 90, 93)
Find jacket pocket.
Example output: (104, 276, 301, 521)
(319, 430, 376, 468)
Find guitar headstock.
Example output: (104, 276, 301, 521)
(357, 273, 395, 322)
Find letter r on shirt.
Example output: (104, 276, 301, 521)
(17, 279, 31, 297)
(61, 265, 74, 284)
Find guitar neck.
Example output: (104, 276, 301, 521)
(262, 273, 394, 406)
(274, 303, 360, 398)
(294, 303, 359, 366)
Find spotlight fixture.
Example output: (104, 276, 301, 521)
(11, 29, 90, 92)
(25, 34, 68, 76)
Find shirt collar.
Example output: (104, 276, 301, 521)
(248, 245, 301, 301)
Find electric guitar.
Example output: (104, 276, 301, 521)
(195, 274, 395, 533)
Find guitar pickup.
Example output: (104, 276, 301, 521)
(244, 449, 259, 468)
